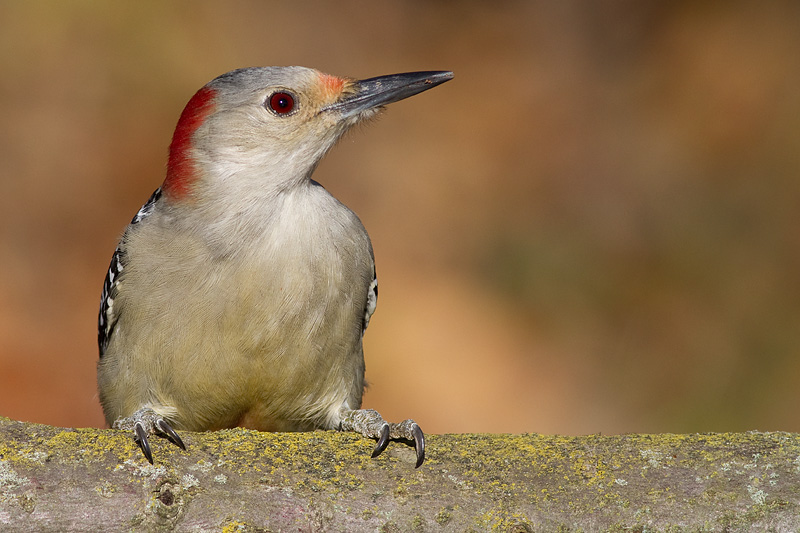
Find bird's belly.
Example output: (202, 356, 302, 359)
(104, 252, 366, 432)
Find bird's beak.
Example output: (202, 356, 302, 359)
(325, 71, 454, 118)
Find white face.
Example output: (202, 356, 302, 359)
(175, 66, 451, 199)
(190, 67, 366, 190)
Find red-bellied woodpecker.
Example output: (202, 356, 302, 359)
(97, 66, 452, 467)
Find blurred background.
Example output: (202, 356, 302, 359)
(1, 1, 799, 436)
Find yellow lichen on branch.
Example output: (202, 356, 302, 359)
(0, 417, 798, 531)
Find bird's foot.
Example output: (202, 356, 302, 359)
(339, 408, 425, 467)
(113, 407, 186, 464)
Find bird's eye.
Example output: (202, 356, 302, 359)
(267, 92, 295, 115)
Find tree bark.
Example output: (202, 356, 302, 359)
(0, 416, 797, 531)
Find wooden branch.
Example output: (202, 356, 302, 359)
(0, 416, 797, 531)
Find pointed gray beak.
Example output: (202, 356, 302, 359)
(325, 71, 454, 118)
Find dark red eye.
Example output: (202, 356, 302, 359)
(268, 92, 295, 114)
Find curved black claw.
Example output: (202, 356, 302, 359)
(411, 423, 425, 468)
(156, 418, 186, 451)
(371, 423, 391, 458)
(134, 422, 154, 464)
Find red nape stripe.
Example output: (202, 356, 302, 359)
(163, 86, 216, 199)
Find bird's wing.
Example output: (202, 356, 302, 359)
(362, 265, 378, 332)
(98, 188, 162, 356)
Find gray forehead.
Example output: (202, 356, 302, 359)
(210, 66, 317, 96)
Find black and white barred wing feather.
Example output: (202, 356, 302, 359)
(98, 188, 162, 356)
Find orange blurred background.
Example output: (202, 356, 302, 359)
(1, 1, 799, 436)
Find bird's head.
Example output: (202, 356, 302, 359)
(161, 66, 453, 201)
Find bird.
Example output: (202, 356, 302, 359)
(97, 66, 453, 468)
